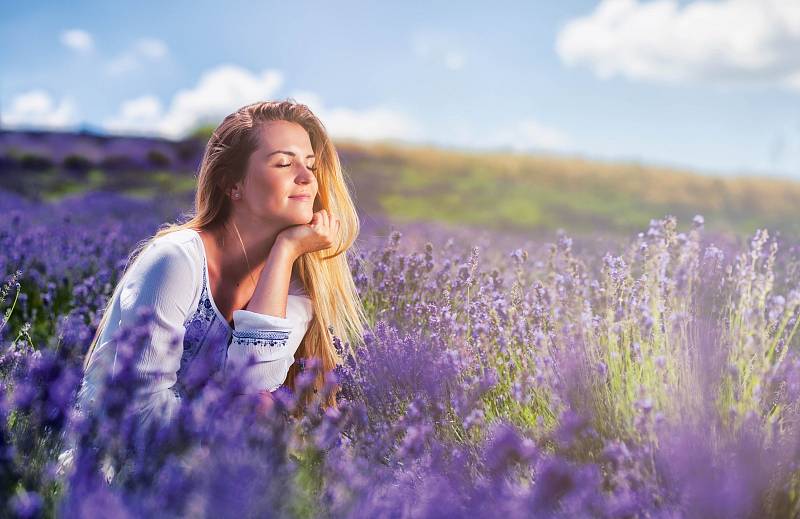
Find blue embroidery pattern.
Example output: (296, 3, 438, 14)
(172, 256, 225, 397)
(173, 244, 297, 395)
(176, 260, 221, 387)
(231, 329, 290, 348)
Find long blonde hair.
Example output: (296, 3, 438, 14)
(83, 99, 369, 410)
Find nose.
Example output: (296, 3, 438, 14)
(295, 163, 315, 184)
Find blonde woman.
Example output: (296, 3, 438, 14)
(58, 100, 369, 480)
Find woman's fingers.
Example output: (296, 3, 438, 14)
(310, 210, 341, 249)
(314, 210, 324, 230)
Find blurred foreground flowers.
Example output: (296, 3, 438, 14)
(2, 188, 800, 518)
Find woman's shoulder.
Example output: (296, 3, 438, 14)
(147, 228, 204, 265)
(126, 228, 204, 289)
(118, 228, 204, 312)
(153, 227, 202, 247)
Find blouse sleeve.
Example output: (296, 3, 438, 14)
(112, 238, 198, 430)
(226, 297, 313, 394)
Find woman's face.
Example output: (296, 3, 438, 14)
(236, 120, 318, 225)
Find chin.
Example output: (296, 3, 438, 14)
(289, 211, 314, 225)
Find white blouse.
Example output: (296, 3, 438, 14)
(75, 227, 314, 432)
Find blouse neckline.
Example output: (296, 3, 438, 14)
(189, 228, 234, 331)
(187, 228, 309, 331)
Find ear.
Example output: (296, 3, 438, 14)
(229, 180, 245, 199)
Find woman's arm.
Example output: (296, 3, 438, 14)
(226, 297, 312, 394)
(244, 237, 300, 319)
(225, 212, 335, 395)
(257, 208, 340, 299)
(80, 238, 198, 432)
(225, 239, 310, 394)
(245, 208, 339, 319)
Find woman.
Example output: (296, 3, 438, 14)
(59, 99, 369, 481)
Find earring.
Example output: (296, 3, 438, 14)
(232, 192, 241, 199)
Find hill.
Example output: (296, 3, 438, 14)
(1, 129, 798, 239)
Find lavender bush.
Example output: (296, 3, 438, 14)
(2, 186, 800, 518)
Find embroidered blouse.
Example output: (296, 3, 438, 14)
(74, 227, 314, 432)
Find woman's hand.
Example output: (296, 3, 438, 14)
(277, 209, 341, 258)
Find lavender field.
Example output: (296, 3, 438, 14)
(2, 182, 800, 519)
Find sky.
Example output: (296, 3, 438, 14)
(1, 0, 799, 179)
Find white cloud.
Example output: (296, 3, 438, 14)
(309, 103, 569, 152)
(413, 115, 573, 155)
(508, 119, 573, 151)
(103, 95, 164, 134)
(106, 37, 169, 76)
(3, 89, 78, 129)
(60, 29, 93, 53)
(103, 64, 564, 154)
(104, 64, 283, 138)
(287, 89, 424, 142)
(105, 64, 425, 142)
(285, 90, 325, 115)
(556, 0, 800, 90)
(321, 106, 423, 142)
(469, 118, 573, 153)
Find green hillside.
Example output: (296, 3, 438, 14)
(3, 128, 799, 239)
(334, 139, 800, 239)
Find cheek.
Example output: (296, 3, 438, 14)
(251, 173, 285, 197)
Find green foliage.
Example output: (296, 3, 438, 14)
(146, 149, 171, 168)
(336, 141, 800, 239)
(62, 154, 93, 173)
(19, 153, 54, 172)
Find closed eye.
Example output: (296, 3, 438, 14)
(278, 163, 317, 171)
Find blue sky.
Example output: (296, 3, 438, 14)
(2, 0, 799, 179)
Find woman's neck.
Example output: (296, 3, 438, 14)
(211, 216, 280, 279)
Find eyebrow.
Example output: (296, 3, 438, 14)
(266, 150, 316, 159)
